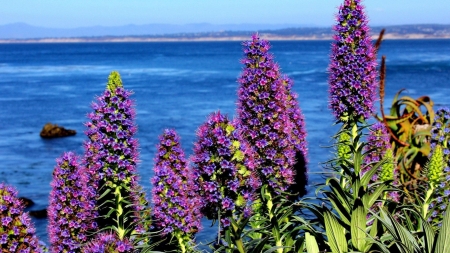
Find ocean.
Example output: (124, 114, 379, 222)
(0, 39, 449, 246)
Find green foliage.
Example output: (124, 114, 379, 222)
(303, 125, 392, 253)
(377, 89, 434, 198)
(373, 204, 450, 253)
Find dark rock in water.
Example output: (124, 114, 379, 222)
(29, 209, 47, 218)
(19, 197, 35, 208)
(40, 123, 76, 138)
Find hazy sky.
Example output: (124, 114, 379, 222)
(2, 0, 449, 28)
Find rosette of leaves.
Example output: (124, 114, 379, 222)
(151, 129, 201, 253)
(281, 76, 309, 197)
(192, 111, 260, 253)
(0, 183, 43, 253)
(81, 232, 133, 253)
(48, 152, 95, 253)
(83, 71, 145, 239)
(328, 0, 378, 124)
(376, 89, 434, 198)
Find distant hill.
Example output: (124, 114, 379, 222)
(0, 22, 311, 39)
(0, 23, 449, 43)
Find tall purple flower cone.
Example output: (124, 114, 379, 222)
(83, 71, 144, 237)
(237, 34, 296, 193)
(0, 183, 43, 253)
(151, 129, 201, 252)
(282, 76, 309, 197)
(328, 0, 377, 123)
(48, 152, 96, 253)
(192, 111, 261, 226)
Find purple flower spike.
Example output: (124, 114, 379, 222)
(328, 0, 377, 123)
(428, 107, 450, 226)
(192, 111, 261, 221)
(83, 71, 145, 236)
(81, 232, 133, 253)
(0, 183, 43, 253)
(151, 129, 202, 238)
(237, 34, 296, 193)
(48, 152, 95, 253)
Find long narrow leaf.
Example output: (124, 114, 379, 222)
(305, 232, 320, 253)
(351, 200, 368, 252)
(324, 210, 348, 253)
(435, 204, 450, 253)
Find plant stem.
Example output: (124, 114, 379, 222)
(422, 187, 434, 218)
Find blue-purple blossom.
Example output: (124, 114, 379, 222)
(362, 122, 396, 182)
(151, 129, 202, 237)
(83, 71, 146, 236)
(192, 112, 261, 222)
(0, 183, 43, 253)
(48, 152, 95, 253)
(237, 34, 296, 193)
(428, 107, 450, 226)
(81, 232, 133, 253)
(328, 0, 378, 122)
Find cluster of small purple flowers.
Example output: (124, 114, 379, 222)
(48, 152, 96, 253)
(81, 232, 133, 253)
(428, 107, 450, 224)
(237, 34, 296, 193)
(363, 123, 399, 202)
(83, 72, 143, 231)
(328, 0, 377, 123)
(281, 76, 309, 196)
(0, 183, 42, 253)
(192, 112, 261, 227)
(151, 129, 202, 235)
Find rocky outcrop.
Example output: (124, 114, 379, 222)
(40, 123, 76, 138)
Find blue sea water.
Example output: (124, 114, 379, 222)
(0, 39, 449, 246)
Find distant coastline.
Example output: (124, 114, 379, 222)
(1, 24, 449, 43)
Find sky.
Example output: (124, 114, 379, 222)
(1, 0, 449, 28)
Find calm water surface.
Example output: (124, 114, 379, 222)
(0, 39, 449, 245)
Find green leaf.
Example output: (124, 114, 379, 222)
(435, 204, 450, 253)
(422, 218, 435, 253)
(362, 183, 388, 209)
(305, 232, 320, 253)
(324, 209, 348, 253)
(351, 200, 368, 252)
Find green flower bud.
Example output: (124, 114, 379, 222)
(428, 145, 444, 188)
(380, 148, 394, 182)
(337, 132, 352, 161)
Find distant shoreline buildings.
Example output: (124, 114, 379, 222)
(1, 24, 449, 43)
